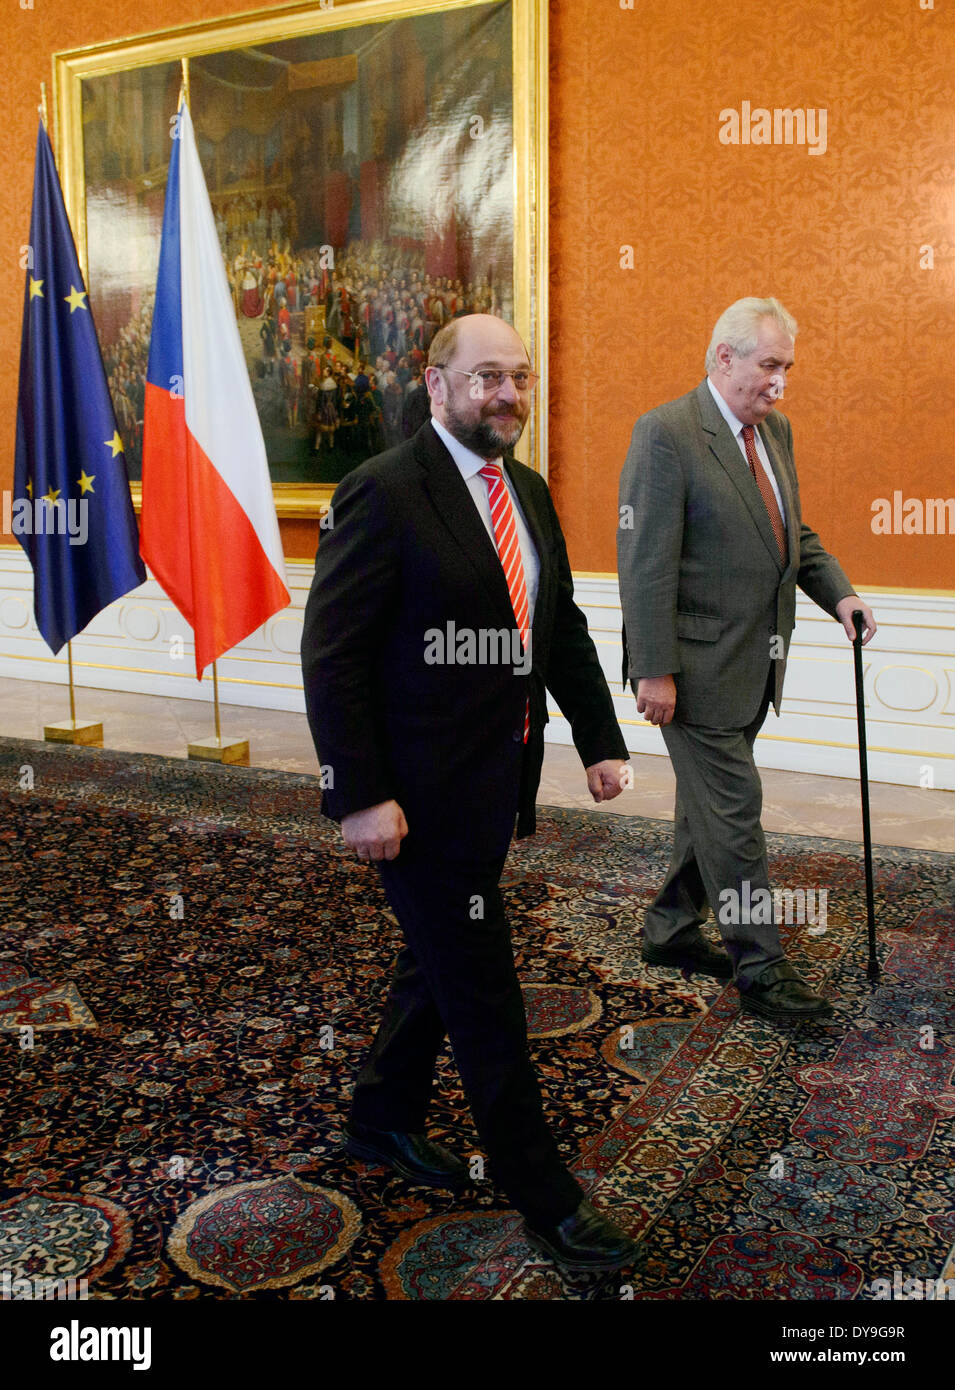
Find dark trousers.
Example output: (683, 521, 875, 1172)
(643, 672, 786, 988)
(348, 843, 583, 1228)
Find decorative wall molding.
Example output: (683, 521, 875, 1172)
(572, 576, 955, 793)
(1, 547, 952, 790)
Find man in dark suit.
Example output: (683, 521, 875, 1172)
(618, 297, 877, 1023)
(301, 314, 638, 1270)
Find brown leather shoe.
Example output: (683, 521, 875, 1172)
(738, 961, 834, 1021)
(524, 1199, 640, 1271)
(642, 931, 733, 979)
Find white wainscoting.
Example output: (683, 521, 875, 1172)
(572, 577, 955, 792)
(1, 546, 953, 790)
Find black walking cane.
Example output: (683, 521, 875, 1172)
(852, 610, 880, 983)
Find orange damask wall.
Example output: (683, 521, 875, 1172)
(548, 0, 953, 589)
(2, 0, 952, 588)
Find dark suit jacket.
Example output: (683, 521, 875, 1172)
(302, 420, 627, 855)
(617, 381, 854, 728)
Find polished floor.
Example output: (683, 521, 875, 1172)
(2, 674, 952, 851)
(539, 743, 954, 853)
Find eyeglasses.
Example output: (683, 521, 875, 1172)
(433, 365, 539, 394)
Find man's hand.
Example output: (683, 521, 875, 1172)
(586, 759, 631, 803)
(341, 799, 408, 861)
(835, 596, 877, 646)
(636, 674, 677, 726)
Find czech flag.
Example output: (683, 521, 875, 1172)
(141, 100, 289, 679)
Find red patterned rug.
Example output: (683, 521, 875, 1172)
(1, 737, 953, 1301)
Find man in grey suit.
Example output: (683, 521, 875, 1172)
(617, 297, 877, 1022)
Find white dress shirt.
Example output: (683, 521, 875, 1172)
(706, 377, 787, 525)
(431, 416, 541, 624)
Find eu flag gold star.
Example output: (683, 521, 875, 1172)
(77, 471, 95, 494)
(29, 277, 44, 300)
(64, 285, 88, 313)
(104, 431, 124, 457)
(41, 488, 62, 504)
(26, 478, 34, 498)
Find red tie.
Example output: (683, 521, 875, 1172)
(479, 463, 530, 743)
(741, 426, 787, 562)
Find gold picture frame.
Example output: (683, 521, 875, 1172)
(53, 0, 547, 520)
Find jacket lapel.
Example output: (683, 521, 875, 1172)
(696, 382, 785, 572)
(414, 422, 517, 624)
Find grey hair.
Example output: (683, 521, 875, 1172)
(705, 297, 798, 374)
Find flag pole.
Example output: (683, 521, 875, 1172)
(138, 52, 275, 771)
(67, 641, 76, 727)
(188, 658, 249, 766)
(31, 80, 105, 749)
(182, 62, 247, 771)
(47, 635, 103, 744)
(212, 658, 222, 744)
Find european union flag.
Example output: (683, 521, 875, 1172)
(13, 121, 146, 654)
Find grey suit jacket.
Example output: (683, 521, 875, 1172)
(617, 380, 854, 728)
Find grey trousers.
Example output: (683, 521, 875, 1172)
(643, 681, 786, 988)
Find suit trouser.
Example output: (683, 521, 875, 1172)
(643, 676, 786, 988)
(348, 843, 583, 1228)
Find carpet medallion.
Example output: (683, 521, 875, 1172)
(0, 1190, 131, 1284)
(522, 983, 603, 1038)
(167, 1177, 360, 1292)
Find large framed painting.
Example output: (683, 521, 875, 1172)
(53, 0, 547, 518)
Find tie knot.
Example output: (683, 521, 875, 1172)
(478, 463, 503, 485)
(742, 425, 755, 443)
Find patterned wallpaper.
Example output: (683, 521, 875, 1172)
(548, 0, 953, 589)
(2, 0, 952, 588)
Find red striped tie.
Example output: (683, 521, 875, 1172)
(479, 463, 530, 743)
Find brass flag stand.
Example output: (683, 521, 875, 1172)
(43, 639, 104, 747)
(187, 659, 250, 766)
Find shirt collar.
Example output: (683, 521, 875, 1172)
(706, 375, 750, 440)
(431, 416, 503, 481)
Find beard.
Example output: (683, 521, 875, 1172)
(444, 395, 527, 457)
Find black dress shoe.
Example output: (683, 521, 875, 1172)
(342, 1120, 468, 1190)
(738, 960, 834, 1022)
(524, 1199, 640, 1271)
(642, 932, 733, 979)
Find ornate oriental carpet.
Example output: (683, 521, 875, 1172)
(1, 737, 953, 1301)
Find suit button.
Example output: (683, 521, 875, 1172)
(512, 730, 523, 742)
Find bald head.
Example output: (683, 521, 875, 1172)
(425, 314, 532, 460)
(428, 313, 529, 370)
